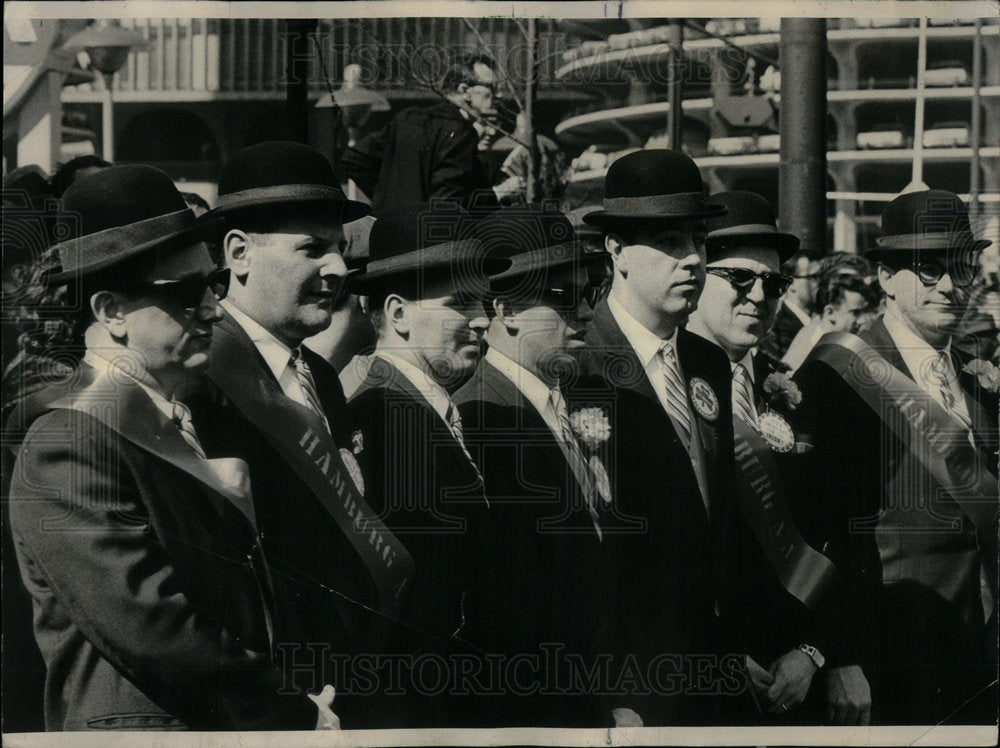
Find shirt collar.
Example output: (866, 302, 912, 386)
(375, 350, 453, 423)
(485, 347, 553, 417)
(607, 291, 679, 370)
(882, 308, 952, 383)
(730, 350, 756, 383)
(222, 298, 295, 384)
(783, 297, 812, 327)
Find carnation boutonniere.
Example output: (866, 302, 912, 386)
(569, 407, 613, 505)
(762, 372, 803, 413)
(963, 359, 1000, 394)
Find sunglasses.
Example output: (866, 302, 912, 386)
(910, 257, 980, 288)
(132, 268, 230, 312)
(542, 279, 611, 311)
(706, 267, 793, 299)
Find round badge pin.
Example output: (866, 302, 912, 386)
(688, 377, 719, 422)
(757, 412, 796, 453)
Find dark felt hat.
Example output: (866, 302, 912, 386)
(203, 140, 370, 227)
(45, 165, 220, 285)
(475, 205, 609, 287)
(346, 202, 510, 295)
(705, 191, 800, 262)
(866, 189, 991, 261)
(583, 149, 725, 225)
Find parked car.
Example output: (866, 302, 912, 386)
(923, 121, 971, 148)
(925, 60, 970, 87)
(857, 122, 910, 149)
(757, 133, 781, 152)
(707, 135, 756, 156)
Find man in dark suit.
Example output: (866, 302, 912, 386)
(566, 150, 747, 725)
(453, 207, 610, 726)
(342, 54, 500, 212)
(758, 251, 819, 364)
(793, 190, 998, 725)
(687, 191, 872, 725)
(6, 165, 326, 731)
(187, 142, 411, 728)
(345, 203, 509, 726)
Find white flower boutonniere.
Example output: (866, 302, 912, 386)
(569, 407, 611, 450)
(964, 359, 1000, 394)
(762, 372, 803, 412)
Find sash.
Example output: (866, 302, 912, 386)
(208, 341, 414, 619)
(732, 418, 837, 609)
(807, 332, 999, 533)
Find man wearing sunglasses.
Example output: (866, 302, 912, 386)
(792, 189, 998, 725)
(342, 53, 500, 212)
(452, 208, 611, 726)
(688, 191, 873, 726)
(7, 166, 329, 730)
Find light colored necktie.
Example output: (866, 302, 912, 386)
(930, 352, 973, 431)
(291, 347, 331, 433)
(171, 400, 207, 459)
(549, 388, 602, 536)
(445, 401, 486, 491)
(732, 363, 759, 428)
(659, 341, 692, 447)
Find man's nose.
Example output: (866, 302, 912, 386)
(746, 277, 767, 304)
(195, 287, 224, 324)
(320, 249, 348, 281)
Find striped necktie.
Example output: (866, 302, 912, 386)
(171, 400, 207, 459)
(445, 401, 486, 493)
(732, 363, 759, 428)
(659, 341, 692, 447)
(930, 352, 973, 431)
(291, 347, 331, 433)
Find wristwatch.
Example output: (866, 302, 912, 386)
(798, 644, 825, 669)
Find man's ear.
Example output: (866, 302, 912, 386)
(224, 229, 251, 279)
(822, 304, 837, 323)
(493, 297, 518, 332)
(90, 291, 128, 341)
(606, 233, 628, 277)
(385, 294, 409, 336)
(876, 263, 896, 300)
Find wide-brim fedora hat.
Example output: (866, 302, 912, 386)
(475, 205, 609, 287)
(865, 189, 991, 263)
(201, 141, 370, 228)
(45, 165, 222, 286)
(583, 149, 726, 225)
(705, 190, 800, 262)
(346, 202, 510, 295)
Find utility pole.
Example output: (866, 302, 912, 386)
(285, 19, 317, 144)
(667, 20, 684, 151)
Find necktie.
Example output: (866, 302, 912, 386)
(732, 363, 759, 428)
(445, 401, 486, 492)
(171, 400, 207, 459)
(659, 342, 692, 447)
(549, 388, 602, 536)
(930, 352, 973, 431)
(291, 348, 331, 433)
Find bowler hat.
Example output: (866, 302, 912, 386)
(346, 202, 510, 295)
(583, 150, 725, 225)
(705, 191, 799, 262)
(476, 205, 609, 287)
(45, 165, 221, 285)
(867, 189, 991, 262)
(203, 141, 370, 226)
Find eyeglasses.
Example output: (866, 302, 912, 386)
(542, 279, 611, 311)
(910, 257, 980, 288)
(132, 268, 230, 312)
(706, 267, 793, 299)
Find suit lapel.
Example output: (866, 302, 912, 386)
(588, 300, 661, 406)
(863, 318, 912, 378)
(954, 348, 999, 457)
(677, 329, 718, 511)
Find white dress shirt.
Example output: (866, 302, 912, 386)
(607, 292, 681, 415)
(374, 351, 453, 427)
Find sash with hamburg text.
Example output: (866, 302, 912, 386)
(207, 344, 414, 619)
(805, 332, 999, 534)
(732, 417, 837, 609)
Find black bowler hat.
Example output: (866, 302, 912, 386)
(46, 165, 221, 285)
(705, 191, 799, 262)
(866, 189, 991, 262)
(583, 149, 725, 225)
(346, 202, 510, 295)
(202, 140, 370, 227)
(475, 205, 609, 288)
